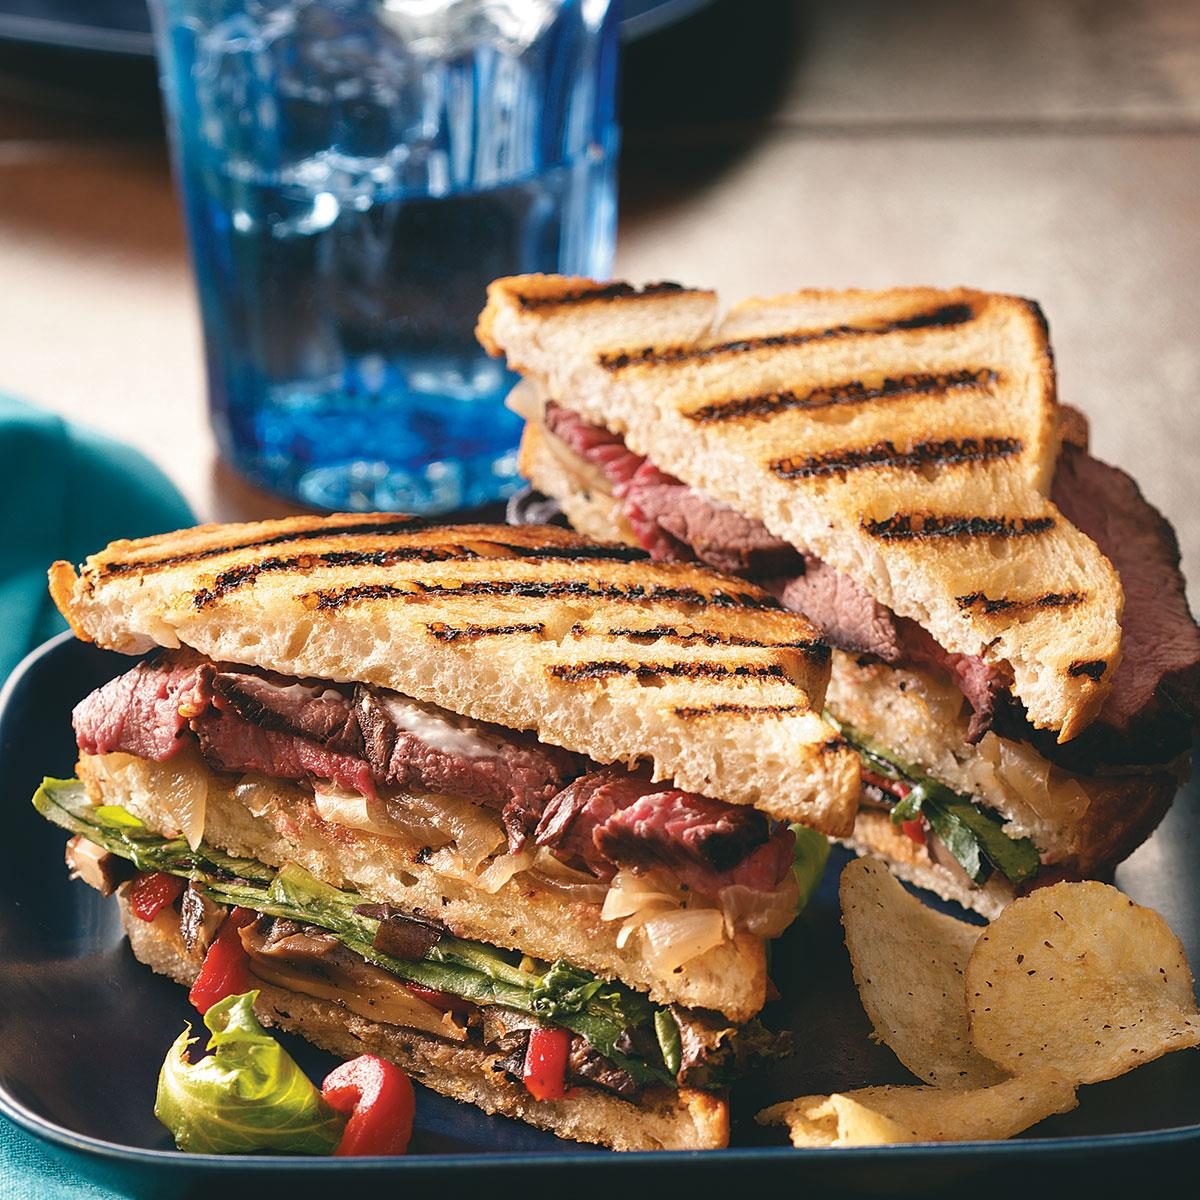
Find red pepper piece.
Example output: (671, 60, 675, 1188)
(901, 818, 927, 846)
(128, 871, 186, 922)
(862, 770, 912, 801)
(187, 906, 257, 1014)
(405, 983, 478, 1017)
(522, 1026, 571, 1101)
(322, 1055, 415, 1157)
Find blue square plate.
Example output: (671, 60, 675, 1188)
(1, 631, 1198, 1197)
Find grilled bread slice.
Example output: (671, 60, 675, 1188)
(119, 894, 729, 1151)
(479, 275, 1125, 742)
(81, 749, 771, 1020)
(50, 517, 858, 835)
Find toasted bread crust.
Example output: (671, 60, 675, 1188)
(82, 749, 770, 1020)
(480, 275, 1124, 741)
(50, 518, 859, 835)
(118, 894, 729, 1151)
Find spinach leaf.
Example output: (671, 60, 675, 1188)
(825, 721, 1041, 886)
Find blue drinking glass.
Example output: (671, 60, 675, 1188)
(149, 0, 619, 512)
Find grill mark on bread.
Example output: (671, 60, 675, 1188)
(771, 436, 1022, 480)
(957, 591, 1085, 615)
(99, 517, 425, 578)
(598, 303, 976, 370)
(548, 660, 789, 683)
(685, 368, 998, 424)
(1068, 658, 1108, 680)
(425, 622, 545, 642)
(302, 580, 776, 611)
(515, 281, 693, 310)
(862, 513, 1056, 540)
(191, 541, 650, 607)
(673, 702, 803, 719)
(194, 547, 466, 607)
(595, 624, 830, 661)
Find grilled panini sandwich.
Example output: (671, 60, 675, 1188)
(37, 516, 860, 1150)
(481, 276, 1200, 917)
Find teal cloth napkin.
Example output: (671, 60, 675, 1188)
(0, 396, 195, 1198)
(0, 395, 195, 681)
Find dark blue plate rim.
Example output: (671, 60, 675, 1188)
(3, 631, 1199, 1172)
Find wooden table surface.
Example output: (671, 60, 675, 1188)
(1, 0, 1198, 604)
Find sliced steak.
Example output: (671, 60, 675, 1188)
(210, 672, 360, 751)
(535, 768, 793, 898)
(625, 461, 798, 574)
(534, 769, 632, 873)
(355, 689, 572, 819)
(73, 652, 212, 761)
(1025, 445, 1200, 766)
(596, 791, 795, 895)
(544, 402, 797, 572)
(897, 620, 1012, 743)
(764, 561, 901, 661)
(192, 707, 378, 797)
(75, 655, 576, 825)
(543, 402, 644, 493)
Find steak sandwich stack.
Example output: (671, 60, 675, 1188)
(480, 275, 1200, 917)
(36, 516, 861, 1150)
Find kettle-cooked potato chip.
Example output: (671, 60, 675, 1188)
(966, 881, 1200, 1084)
(840, 857, 1006, 1087)
(757, 1073, 1077, 1147)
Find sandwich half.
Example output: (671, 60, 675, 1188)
(38, 516, 861, 1150)
(481, 275, 1200, 917)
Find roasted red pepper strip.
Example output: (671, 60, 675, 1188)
(188, 906, 256, 1014)
(128, 871, 186, 922)
(901, 818, 928, 846)
(322, 1055, 415, 1156)
(522, 1027, 570, 1101)
(405, 983, 478, 1017)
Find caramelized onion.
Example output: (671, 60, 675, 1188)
(527, 851, 609, 904)
(640, 908, 728, 973)
(474, 847, 536, 894)
(397, 793, 505, 869)
(717, 874, 801, 939)
(156, 759, 208, 851)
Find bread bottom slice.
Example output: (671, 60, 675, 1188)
(119, 893, 729, 1152)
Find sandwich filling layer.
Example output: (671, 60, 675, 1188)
(39, 779, 785, 1105)
(531, 399, 1200, 770)
(71, 651, 801, 959)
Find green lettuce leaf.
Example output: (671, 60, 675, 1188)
(154, 991, 344, 1155)
(789, 822, 831, 909)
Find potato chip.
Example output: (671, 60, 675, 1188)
(966, 881, 1200, 1084)
(840, 857, 1006, 1087)
(757, 1073, 1077, 1147)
